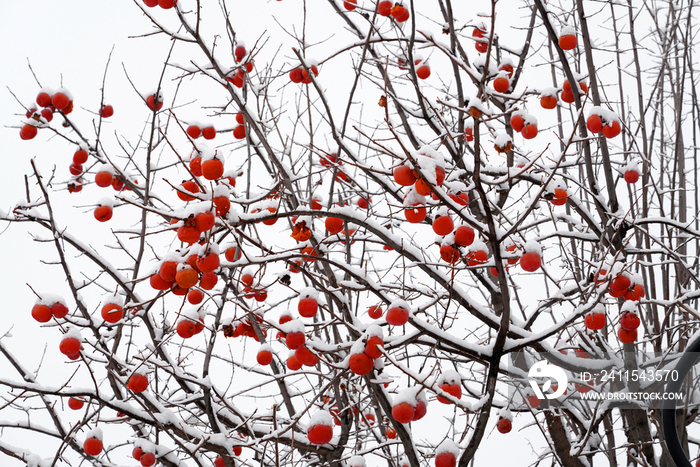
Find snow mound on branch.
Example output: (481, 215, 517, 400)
(444, 179, 468, 192)
(186, 201, 216, 217)
(467, 240, 487, 254)
(24, 454, 48, 467)
(301, 58, 319, 69)
(540, 86, 558, 97)
(241, 266, 256, 278)
(609, 262, 627, 277)
(467, 97, 487, 116)
(523, 240, 541, 255)
(250, 199, 278, 212)
(522, 114, 537, 126)
(187, 121, 203, 131)
(623, 160, 639, 173)
(393, 386, 420, 406)
(591, 106, 619, 124)
(388, 299, 411, 312)
(36, 294, 66, 307)
(85, 427, 103, 440)
(559, 25, 576, 37)
(145, 89, 163, 102)
(310, 192, 325, 205)
(196, 242, 220, 255)
(55, 87, 73, 101)
(500, 238, 516, 252)
(176, 262, 193, 272)
(567, 70, 588, 83)
(437, 370, 461, 385)
(101, 294, 123, 307)
(629, 272, 643, 285)
(587, 433, 603, 451)
(278, 309, 293, 320)
(196, 143, 218, 162)
(97, 197, 114, 208)
(309, 410, 334, 427)
(63, 327, 82, 342)
(414, 157, 441, 183)
(181, 308, 201, 322)
(514, 155, 529, 168)
(495, 70, 510, 81)
(298, 287, 319, 301)
(95, 164, 114, 175)
(498, 407, 513, 421)
(588, 105, 604, 117)
(162, 251, 183, 263)
(212, 184, 231, 198)
(133, 438, 157, 452)
(365, 324, 383, 338)
(416, 145, 444, 163)
(293, 216, 313, 228)
(546, 178, 567, 194)
(282, 319, 305, 334)
(436, 439, 460, 456)
(348, 455, 366, 467)
(441, 233, 456, 246)
(350, 340, 367, 355)
(403, 190, 426, 207)
(494, 133, 512, 147)
(511, 110, 526, 120)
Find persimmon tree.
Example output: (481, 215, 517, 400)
(3, 1, 700, 467)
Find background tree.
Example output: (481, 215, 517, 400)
(2, 1, 700, 467)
